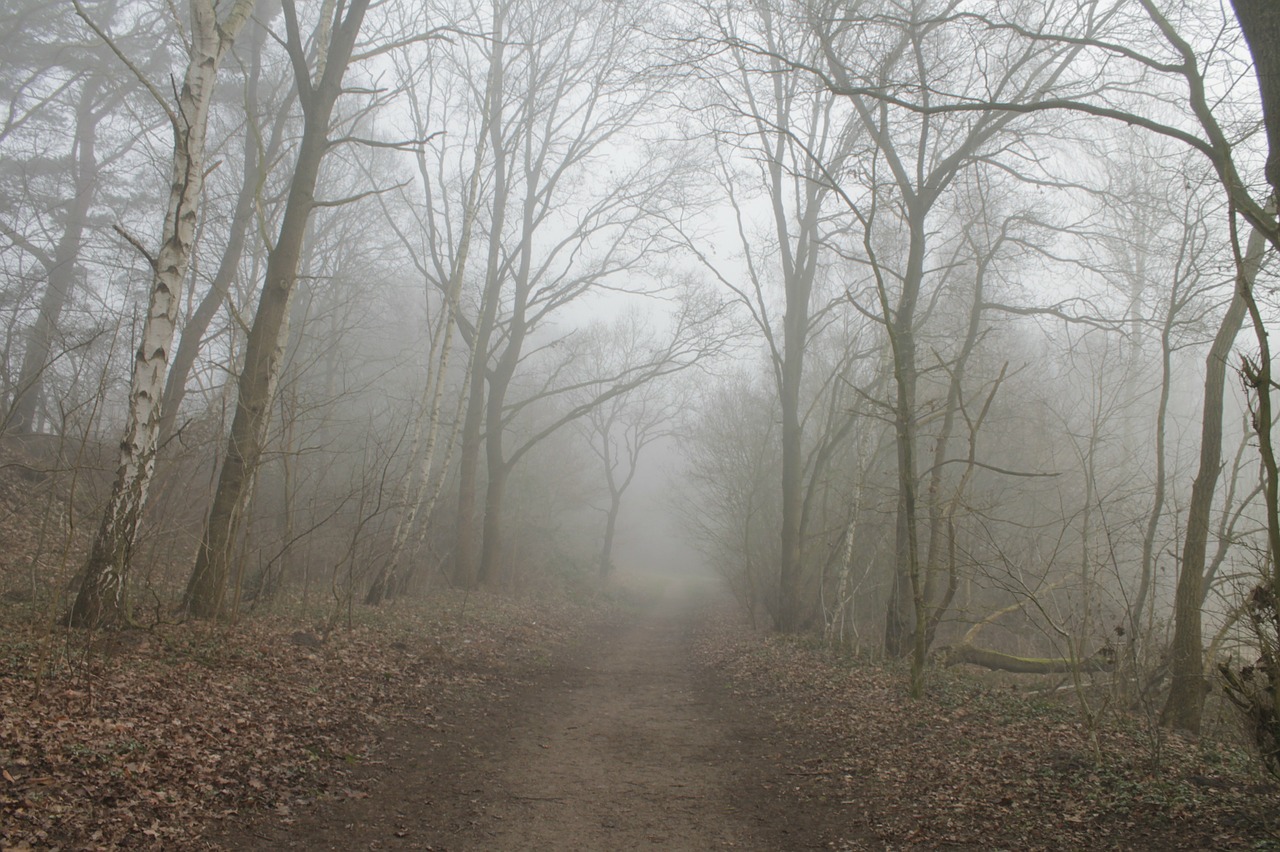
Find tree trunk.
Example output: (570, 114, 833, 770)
(158, 12, 275, 447)
(1161, 223, 1264, 732)
(1131, 285, 1175, 635)
(476, 460, 509, 588)
(1231, 0, 1280, 196)
(452, 3, 508, 589)
(599, 492, 622, 578)
(7, 75, 103, 435)
(942, 644, 1115, 675)
(475, 302, 523, 586)
(367, 329, 456, 605)
(183, 0, 370, 619)
(922, 228, 992, 650)
(770, 117, 820, 635)
(69, 0, 256, 629)
(777, 300, 806, 632)
(369, 112, 480, 604)
(884, 208, 925, 662)
(453, 362, 489, 588)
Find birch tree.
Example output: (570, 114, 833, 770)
(156, 5, 284, 447)
(362, 6, 490, 602)
(69, 0, 258, 628)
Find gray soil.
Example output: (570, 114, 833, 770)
(210, 586, 837, 851)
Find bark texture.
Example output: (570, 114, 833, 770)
(69, 0, 257, 629)
(158, 11, 277, 447)
(183, 0, 371, 619)
(1231, 0, 1280, 195)
(1162, 224, 1265, 733)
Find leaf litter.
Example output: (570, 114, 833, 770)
(692, 607, 1280, 851)
(6, 590, 1279, 850)
(0, 591, 611, 851)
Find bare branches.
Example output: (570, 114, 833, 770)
(312, 179, 411, 208)
(327, 131, 444, 151)
(69, 0, 175, 127)
(979, 299, 1124, 332)
(111, 224, 157, 270)
(920, 457, 1061, 480)
(0, 220, 54, 270)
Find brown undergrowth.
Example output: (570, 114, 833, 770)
(0, 591, 614, 851)
(694, 608, 1280, 851)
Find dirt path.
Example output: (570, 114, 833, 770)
(456, 589, 818, 851)
(210, 584, 836, 851)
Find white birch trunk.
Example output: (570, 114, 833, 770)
(70, 0, 257, 628)
(368, 144, 487, 604)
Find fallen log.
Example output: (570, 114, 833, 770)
(939, 643, 1115, 674)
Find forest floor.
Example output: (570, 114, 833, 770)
(208, 576, 838, 851)
(3, 575, 1280, 850)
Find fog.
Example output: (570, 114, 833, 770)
(608, 436, 710, 581)
(1, 0, 1278, 729)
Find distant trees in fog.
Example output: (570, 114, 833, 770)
(1, 0, 1279, 738)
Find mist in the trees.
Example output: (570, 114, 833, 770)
(1, 0, 1279, 756)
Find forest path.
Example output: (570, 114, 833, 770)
(450, 579, 815, 851)
(211, 579, 835, 851)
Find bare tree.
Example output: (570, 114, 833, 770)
(681, 0, 861, 631)
(1164, 222, 1268, 731)
(3, 73, 115, 435)
(183, 0, 373, 619)
(478, 284, 728, 587)
(361, 5, 493, 601)
(680, 374, 783, 625)
(574, 314, 685, 578)
(0, 1, 178, 436)
(438, 0, 698, 588)
(68, 0, 258, 628)
(157, 5, 285, 447)
(804, 0, 1093, 695)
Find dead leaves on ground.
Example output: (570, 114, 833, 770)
(695, 609, 1280, 851)
(0, 592, 608, 851)
(9, 591, 1277, 850)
